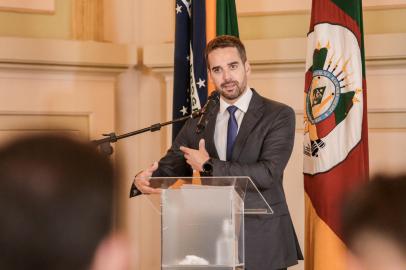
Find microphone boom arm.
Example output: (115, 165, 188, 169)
(92, 111, 201, 156)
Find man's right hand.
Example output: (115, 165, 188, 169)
(133, 161, 161, 194)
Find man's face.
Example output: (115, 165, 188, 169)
(207, 47, 251, 103)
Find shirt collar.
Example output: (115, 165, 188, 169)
(219, 87, 253, 114)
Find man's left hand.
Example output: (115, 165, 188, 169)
(180, 139, 210, 172)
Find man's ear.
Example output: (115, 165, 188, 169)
(90, 233, 130, 270)
(245, 61, 251, 76)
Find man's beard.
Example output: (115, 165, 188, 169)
(219, 80, 246, 101)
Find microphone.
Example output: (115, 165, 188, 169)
(196, 90, 220, 134)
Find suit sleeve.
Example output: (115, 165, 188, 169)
(211, 106, 295, 190)
(129, 119, 194, 198)
(151, 119, 194, 178)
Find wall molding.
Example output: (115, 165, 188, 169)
(143, 33, 406, 72)
(0, 0, 55, 14)
(0, 113, 89, 138)
(0, 67, 118, 83)
(236, 0, 406, 16)
(0, 37, 138, 72)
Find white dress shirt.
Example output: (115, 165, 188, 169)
(214, 87, 253, 161)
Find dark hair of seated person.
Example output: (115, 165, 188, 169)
(342, 174, 406, 254)
(0, 134, 115, 270)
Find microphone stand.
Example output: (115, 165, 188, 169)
(92, 112, 200, 156)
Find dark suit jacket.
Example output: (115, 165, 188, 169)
(130, 89, 303, 270)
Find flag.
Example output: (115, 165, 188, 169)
(216, 0, 239, 37)
(172, 0, 239, 140)
(303, 0, 369, 269)
(173, 0, 207, 141)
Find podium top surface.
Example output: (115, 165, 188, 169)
(143, 176, 273, 215)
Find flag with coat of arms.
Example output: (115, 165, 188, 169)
(303, 0, 369, 269)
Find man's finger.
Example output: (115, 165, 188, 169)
(136, 172, 152, 180)
(199, 139, 206, 151)
(179, 146, 191, 154)
(135, 179, 150, 187)
(199, 139, 209, 155)
(185, 159, 197, 170)
(134, 177, 160, 194)
(149, 188, 162, 194)
(146, 161, 158, 173)
(139, 186, 162, 194)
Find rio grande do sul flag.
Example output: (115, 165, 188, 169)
(303, 0, 369, 269)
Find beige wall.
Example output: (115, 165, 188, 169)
(239, 8, 406, 40)
(103, 1, 175, 268)
(0, 0, 71, 39)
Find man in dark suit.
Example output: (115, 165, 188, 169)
(131, 35, 303, 270)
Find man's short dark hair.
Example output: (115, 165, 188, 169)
(0, 134, 115, 270)
(205, 35, 247, 68)
(342, 174, 406, 253)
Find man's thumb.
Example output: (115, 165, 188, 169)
(150, 161, 158, 171)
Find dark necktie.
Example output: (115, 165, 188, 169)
(226, 105, 238, 161)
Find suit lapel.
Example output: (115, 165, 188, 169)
(204, 104, 220, 159)
(231, 89, 265, 161)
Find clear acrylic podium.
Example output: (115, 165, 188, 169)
(143, 177, 273, 270)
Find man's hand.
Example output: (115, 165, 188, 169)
(133, 161, 161, 194)
(180, 139, 210, 171)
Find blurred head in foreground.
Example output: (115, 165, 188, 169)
(0, 134, 129, 270)
(342, 174, 406, 270)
